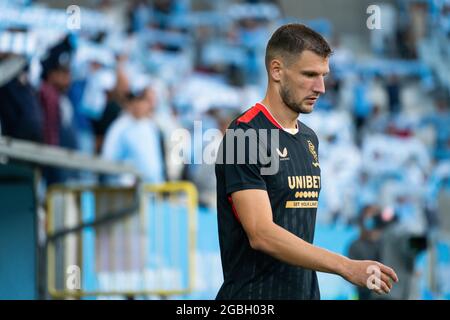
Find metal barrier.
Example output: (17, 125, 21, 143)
(46, 182, 197, 299)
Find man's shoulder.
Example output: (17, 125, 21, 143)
(229, 104, 271, 131)
(216, 106, 267, 169)
(224, 111, 271, 141)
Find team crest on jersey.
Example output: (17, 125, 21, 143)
(307, 140, 320, 168)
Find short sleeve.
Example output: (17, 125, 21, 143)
(218, 124, 267, 195)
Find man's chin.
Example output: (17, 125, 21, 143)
(298, 102, 315, 114)
(286, 101, 314, 114)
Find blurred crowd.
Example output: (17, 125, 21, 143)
(0, 0, 449, 238)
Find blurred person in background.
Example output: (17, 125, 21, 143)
(363, 104, 390, 136)
(0, 50, 43, 143)
(385, 74, 401, 115)
(379, 208, 428, 300)
(350, 202, 428, 300)
(348, 205, 385, 300)
(39, 35, 77, 149)
(127, 0, 151, 34)
(186, 107, 238, 208)
(102, 81, 167, 184)
(39, 35, 79, 184)
(91, 55, 130, 154)
(353, 75, 373, 143)
(422, 95, 450, 161)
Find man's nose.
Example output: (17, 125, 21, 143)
(313, 76, 326, 94)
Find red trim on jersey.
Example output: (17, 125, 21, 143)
(227, 195, 241, 223)
(255, 103, 283, 129)
(236, 103, 283, 129)
(236, 105, 260, 125)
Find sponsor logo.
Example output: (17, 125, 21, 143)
(285, 201, 318, 209)
(288, 175, 321, 190)
(276, 147, 288, 158)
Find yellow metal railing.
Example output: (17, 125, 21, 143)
(46, 182, 198, 299)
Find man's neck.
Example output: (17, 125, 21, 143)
(261, 90, 299, 129)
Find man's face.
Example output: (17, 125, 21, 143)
(129, 98, 150, 119)
(128, 88, 156, 119)
(50, 68, 71, 92)
(278, 50, 329, 114)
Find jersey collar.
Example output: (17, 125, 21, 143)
(257, 102, 299, 135)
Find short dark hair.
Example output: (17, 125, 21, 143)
(265, 23, 332, 70)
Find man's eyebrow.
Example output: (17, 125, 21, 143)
(301, 70, 319, 75)
(301, 70, 330, 76)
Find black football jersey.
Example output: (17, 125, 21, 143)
(215, 103, 321, 300)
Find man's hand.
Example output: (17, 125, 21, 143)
(342, 259, 399, 295)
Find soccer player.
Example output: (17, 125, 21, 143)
(215, 24, 398, 299)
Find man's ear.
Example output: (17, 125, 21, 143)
(270, 59, 282, 82)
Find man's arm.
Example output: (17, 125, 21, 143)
(231, 189, 398, 295)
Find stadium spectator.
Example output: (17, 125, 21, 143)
(348, 205, 384, 299)
(39, 35, 77, 149)
(0, 53, 43, 143)
(102, 82, 167, 184)
(39, 35, 78, 184)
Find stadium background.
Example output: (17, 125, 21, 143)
(0, 0, 449, 300)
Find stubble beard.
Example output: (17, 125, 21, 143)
(279, 83, 313, 115)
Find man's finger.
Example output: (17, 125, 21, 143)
(373, 287, 383, 295)
(379, 263, 398, 282)
(381, 273, 393, 290)
(380, 281, 391, 294)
